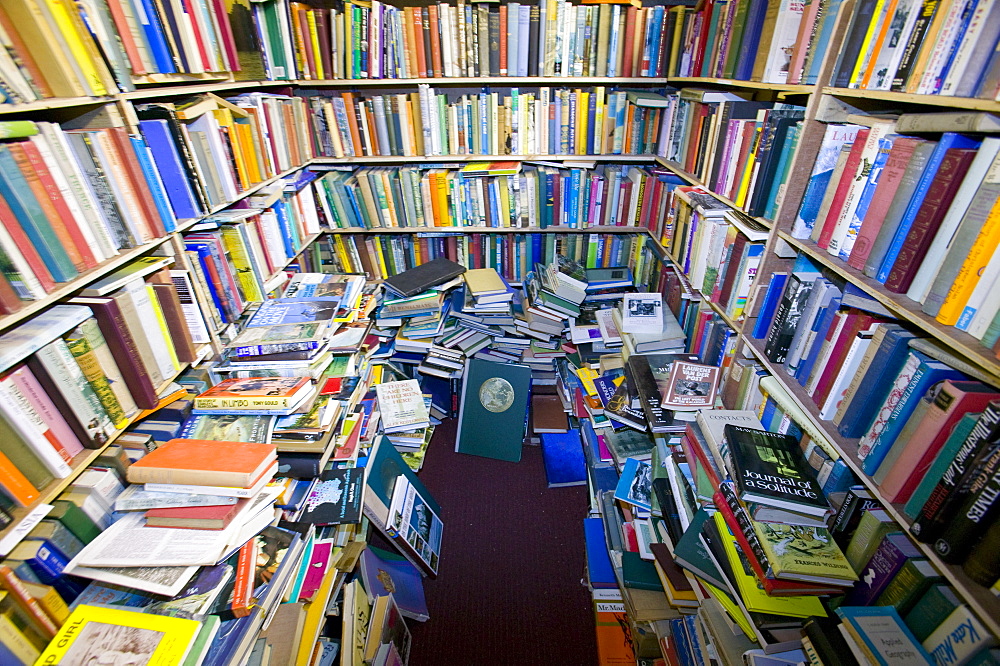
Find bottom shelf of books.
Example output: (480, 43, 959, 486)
(3, 242, 1000, 666)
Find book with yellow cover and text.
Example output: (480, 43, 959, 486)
(35, 604, 201, 665)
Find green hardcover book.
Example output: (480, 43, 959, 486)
(25, 520, 85, 560)
(903, 413, 979, 520)
(0, 414, 54, 490)
(874, 558, 943, 616)
(621, 551, 664, 592)
(844, 509, 901, 572)
(47, 499, 101, 545)
(455, 358, 531, 462)
(903, 584, 961, 643)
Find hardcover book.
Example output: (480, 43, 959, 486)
(125, 438, 277, 488)
(358, 545, 429, 623)
(243, 298, 342, 328)
(723, 425, 831, 518)
(382, 257, 466, 298)
(455, 358, 531, 462)
(661, 360, 721, 410)
(751, 520, 858, 584)
(297, 467, 363, 526)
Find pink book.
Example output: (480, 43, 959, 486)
(299, 541, 334, 601)
(5, 365, 84, 460)
(878, 380, 1000, 502)
(847, 137, 921, 269)
(787, 0, 822, 84)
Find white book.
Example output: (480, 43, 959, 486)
(818, 330, 876, 419)
(0, 379, 72, 477)
(761, 0, 805, 83)
(956, 243, 1000, 334)
(868, 0, 923, 90)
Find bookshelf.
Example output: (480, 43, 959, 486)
(0, 0, 998, 660)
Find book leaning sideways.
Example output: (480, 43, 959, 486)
(35, 604, 202, 665)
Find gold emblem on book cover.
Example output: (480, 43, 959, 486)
(479, 377, 514, 413)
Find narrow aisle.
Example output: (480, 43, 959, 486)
(406, 418, 598, 665)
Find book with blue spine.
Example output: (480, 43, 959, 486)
(614, 458, 653, 512)
(835, 325, 917, 437)
(858, 349, 967, 475)
(138, 120, 202, 220)
(875, 132, 983, 282)
(839, 134, 897, 260)
(792, 124, 862, 239)
(129, 135, 178, 233)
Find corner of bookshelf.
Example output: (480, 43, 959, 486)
(820, 87, 1000, 113)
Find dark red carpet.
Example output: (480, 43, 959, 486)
(405, 418, 598, 665)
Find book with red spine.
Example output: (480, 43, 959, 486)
(815, 128, 870, 249)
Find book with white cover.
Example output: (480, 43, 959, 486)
(376, 379, 430, 434)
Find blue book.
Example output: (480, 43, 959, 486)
(614, 458, 652, 511)
(835, 607, 931, 665)
(792, 124, 862, 238)
(859, 350, 966, 475)
(836, 325, 917, 437)
(735, 0, 771, 80)
(134, 0, 176, 73)
(270, 199, 298, 257)
(646, 6, 665, 77)
(540, 430, 587, 488)
(839, 135, 897, 261)
(138, 119, 202, 220)
(359, 545, 429, 622)
(129, 134, 177, 233)
(583, 517, 617, 588)
(752, 275, 789, 340)
(803, 0, 846, 84)
(876, 133, 982, 282)
(794, 294, 844, 385)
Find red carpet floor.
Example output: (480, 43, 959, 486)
(405, 418, 599, 665)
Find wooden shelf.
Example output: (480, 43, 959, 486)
(821, 87, 1000, 112)
(668, 77, 815, 95)
(741, 336, 1000, 639)
(120, 81, 268, 100)
(0, 96, 116, 115)
(321, 225, 655, 234)
(776, 231, 1000, 385)
(292, 76, 668, 87)
(310, 154, 657, 164)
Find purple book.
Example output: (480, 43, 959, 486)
(844, 532, 923, 606)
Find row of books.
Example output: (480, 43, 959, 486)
(309, 162, 684, 234)
(307, 86, 671, 159)
(321, 231, 664, 290)
(665, 0, 828, 86)
(831, 0, 1000, 99)
(656, 90, 807, 220)
(136, 93, 315, 216)
(663, 186, 770, 323)
(0, 0, 263, 102)
(792, 115, 1000, 355)
(276, 0, 673, 82)
(752, 253, 1000, 584)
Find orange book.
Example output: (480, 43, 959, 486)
(101, 0, 149, 74)
(290, 3, 314, 79)
(125, 438, 278, 487)
(412, 7, 428, 77)
(498, 3, 507, 75)
(230, 537, 257, 617)
(621, 6, 638, 77)
(859, 0, 901, 89)
(428, 3, 443, 78)
(631, 7, 646, 79)
(6, 142, 89, 271)
(0, 447, 41, 506)
(338, 92, 364, 157)
(0, 566, 59, 639)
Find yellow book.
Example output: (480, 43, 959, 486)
(577, 91, 589, 155)
(433, 170, 451, 226)
(497, 174, 511, 227)
(369, 237, 389, 278)
(592, 86, 606, 154)
(36, 604, 202, 665)
(146, 284, 181, 375)
(44, 0, 110, 95)
(0, 611, 41, 664)
(213, 108, 251, 190)
(702, 582, 756, 641)
(0, 0, 88, 97)
(847, 0, 888, 88)
(711, 512, 827, 618)
(859, 0, 900, 88)
(235, 121, 263, 183)
(331, 234, 353, 271)
(306, 9, 324, 79)
(904, 0, 955, 93)
(936, 196, 1000, 325)
(734, 124, 763, 208)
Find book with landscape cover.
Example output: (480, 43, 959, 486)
(723, 425, 831, 519)
(614, 458, 653, 512)
(243, 298, 342, 328)
(125, 438, 276, 488)
(192, 377, 314, 415)
(386, 473, 444, 578)
(751, 520, 858, 585)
